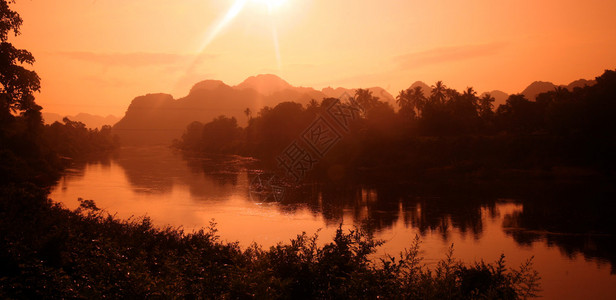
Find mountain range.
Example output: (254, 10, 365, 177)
(112, 74, 596, 145)
(43, 112, 120, 129)
(409, 79, 595, 109)
(520, 79, 595, 102)
(112, 74, 396, 145)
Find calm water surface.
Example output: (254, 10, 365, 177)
(50, 147, 616, 299)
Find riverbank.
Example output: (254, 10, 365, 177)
(0, 180, 540, 298)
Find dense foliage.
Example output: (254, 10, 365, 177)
(0, 0, 119, 185)
(174, 116, 243, 154)
(177, 70, 616, 177)
(43, 117, 119, 158)
(0, 186, 540, 299)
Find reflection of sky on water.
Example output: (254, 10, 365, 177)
(50, 147, 616, 300)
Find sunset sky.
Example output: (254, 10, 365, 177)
(12, 0, 616, 116)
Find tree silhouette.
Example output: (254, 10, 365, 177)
(397, 86, 426, 120)
(0, 0, 41, 130)
(396, 89, 414, 120)
(496, 94, 539, 133)
(201, 116, 242, 153)
(409, 86, 427, 114)
(244, 107, 252, 121)
(395, 89, 409, 108)
(354, 88, 379, 113)
(306, 99, 319, 112)
(478, 93, 495, 125)
(430, 81, 447, 104)
(462, 87, 479, 108)
(479, 94, 495, 116)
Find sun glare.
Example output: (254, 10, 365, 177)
(178, 0, 287, 91)
(252, 0, 286, 11)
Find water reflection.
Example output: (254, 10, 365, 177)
(279, 184, 494, 242)
(51, 147, 616, 299)
(503, 185, 616, 274)
(60, 147, 616, 273)
(112, 147, 253, 199)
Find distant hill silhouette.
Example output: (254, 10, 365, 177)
(235, 74, 294, 96)
(404, 81, 508, 110)
(112, 74, 597, 145)
(566, 78, 596, 90)
(519, 79, 596, 101)
(408, 81, 432, 96)
(189, 80, 228, 93)
(42, 112, 120, 129)
(113, 74, 396, 145)
(321, 86, 395, 104)
(482, 90, 509, 109)
(521, 81, 558, 101)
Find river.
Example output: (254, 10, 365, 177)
(49, 146, 616, 299)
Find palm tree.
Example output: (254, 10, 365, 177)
(430, 81, 447, 104)
(445, 88, 460, 104)
(409, 86, 426, 116)
(355, 88, 379, 113)
(396, 89, 414, 120)
(552, 86, 570, 101)
(463, 87, 479, 108)
(397, 86, 426, 119)
(396, 89, 410, 109)
(479, 93, 495, 119)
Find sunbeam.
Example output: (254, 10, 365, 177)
(271, 20, 282, 71)
(174, 0, 249, 93)
(198, 0, 248, 52)
(176, 0, 286, 93)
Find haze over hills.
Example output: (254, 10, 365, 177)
(112, 74, 597, 146)
(112, 74, 397, 145)
(407, 78, 596, 108)
(408, 81, 432, 96)
(482, 90, 509, 108)
(405, 81, 511, 108)
(521, 79, 597, 102)
(520, 81, 558, 102)
(42, 112, 120, 129)
(235, 74, 294, 96)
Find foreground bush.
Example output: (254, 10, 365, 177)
(0, 185, 540, 299)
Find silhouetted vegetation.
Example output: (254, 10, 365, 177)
(173, 116, 243, 154)
(1, 113, 119, 186)
(177, 70, 616, 179)
(43, 118, 119, 158)
(0, 1, 118, 186)
(0, 0, 49, 185)
(0, 185, 540, 298)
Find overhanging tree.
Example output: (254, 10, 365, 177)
(0, 0, 41, 133)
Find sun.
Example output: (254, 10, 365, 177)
(180, 0, 287, 88)
(252, 0, 287, 11)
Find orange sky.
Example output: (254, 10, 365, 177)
(12, 0, 616, 117)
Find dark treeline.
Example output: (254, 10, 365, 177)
(176, 70, 616, 179)
(0, 0, 117, 185)
(0, 188, 540, 298)
(1, 113, 119, 186)
(43, 117, 119, 158)
(0, 7, 117, 186)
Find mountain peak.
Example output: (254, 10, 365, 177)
(190, 80, 230, 94)
(567, 79, 596, 90)
(409, 81, 432, 96)
(521, 81, 557, 101)
(236, 74, 293, 95)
